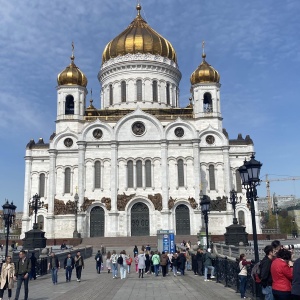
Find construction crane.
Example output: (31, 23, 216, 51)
(260, 175, 300, 214)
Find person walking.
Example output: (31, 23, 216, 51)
(238, 253, 251, 298)
(64, 253, 75, 282)
(134, 254, 139, 273)
(29, 253, 36, 280)
(48, 252, 60, 285)
(110, 250, 118, 278)
(203, 248, 215, 281)
(178, 250, 187, 276)
(126, 254, 133, 274)
(119, 251, 128, 279)
(260, 245, 275, 300)
(138, 251, 146, 278)
(0, 256, 15, 300)
(133, 245, 138, 256)
(145, 252, 150, 274)
(95, 250, 103, 274)
(14, 250, 31, 300)
(106, 251, 112, 273)
(186, 249, 192, 271)
(152, 251, 160, 276)
(196, 248, 204, 276)
(74, 251, 84, 282)
(160, 251, 168, 277)
(171, 253, 178, 276)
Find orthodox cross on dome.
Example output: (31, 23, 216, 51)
(136, 1, 141, 16)
(202, 40, 206, 60)
(71, 41, 75, 62)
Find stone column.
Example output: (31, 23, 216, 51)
(192, 139, 201, 201)
(22, 155, 32, 234)
(142, 162, 146, 189)
(222, 147, 231, 211)
(77, 141, 86, 206)
(161, 140, 169, 211)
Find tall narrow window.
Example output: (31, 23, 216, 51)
(65, 167, 71, 193)
(203, 92, 213, 113)
(145, 160, 152, 187)
(136, 80, 142, 101)
(166, 83, 170, 105)
(238, 211, 245, 225)
(127, 161, 133, 188)
(209, 165, 216, 190)
(109, 84, 113, 105)
(136, 160, 143, 187)
(177, 159, 184, 187)
(38, 215, 44, 230)
(65, 95, 74, 115)
(236, 169, 242, 193)
(121, 81, 126, 102)
(39, 174, 45, 197)
(152, 80, 158, 102)
(95, 161, 101, 189)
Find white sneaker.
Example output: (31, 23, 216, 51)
(204, 279, 211, 281)
(211, 276, 215, 279)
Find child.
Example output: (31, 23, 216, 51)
(134, 253, 139, 273)
(106, 251, 111, 273)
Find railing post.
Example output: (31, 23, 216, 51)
(224, 256, 228, 287)
(216, 256, 220, 283)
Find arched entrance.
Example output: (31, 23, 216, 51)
(131, 202, 149, 236)
(90, 206, 105, 237)
(175, 204, 190, 235)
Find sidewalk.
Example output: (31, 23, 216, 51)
(15, 256, 242, 300)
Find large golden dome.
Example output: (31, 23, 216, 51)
(57, 46, 87, 87)
(102, 4, 177, 64)
(190, 52, 220, 85)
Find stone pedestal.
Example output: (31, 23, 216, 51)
(224, 224, 248, 246)
(22, 229, 47, 250)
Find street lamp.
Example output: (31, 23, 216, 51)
(29, 194, 44, 230)
(2, 200, 16, 257)
(200, 194, 211, 250)
(73, 192, 80, 238)
(238, 153, 262, 263)
(227, 189, 242, 225)
(273, 203, 280, 234)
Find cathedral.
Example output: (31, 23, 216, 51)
(21, 4, 260, 238)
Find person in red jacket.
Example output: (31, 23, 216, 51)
(270, 248, 293, 300)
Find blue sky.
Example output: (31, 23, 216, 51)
(0, 0, 299, 211)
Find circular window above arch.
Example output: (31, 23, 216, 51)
(174, 127, 184, 138)
(64, 138, 73, 148)
(132, 121, 145, 136)
(206, 135, 215, 145)
(93, 129, 103, 139)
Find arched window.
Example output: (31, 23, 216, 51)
(203, 92, 213, 113)
(209, 165, 216, 190)
(145, 160, 152, 187)
(127, 161, 133, 188)
(236, 169, 242, 193)
(152, 80, 158, 102)
(38, 215, 44, 230)
(39, 173, 45, 197)
(65, 95, 74, 115)
(109, 84, 113, 105)
(64, 167, 71, 193)
(95, 161, 101, 189)
(166, 83, 170, 105)
(136, 80, 142, 101)
(136, 160, 143, 187)
(177, 159, 184, 187)
(121, 81, 126, 102)
(238, 211, 245, 226)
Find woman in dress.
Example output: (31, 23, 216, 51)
(0, 256, 15, 300)
(106, 251, 111, 273)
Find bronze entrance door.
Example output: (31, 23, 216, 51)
(131, 202, 149, 236)
(175, 204, 190, 235)
(90, 206, 105, 237)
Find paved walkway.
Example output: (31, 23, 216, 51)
(13, 256, 242, 300)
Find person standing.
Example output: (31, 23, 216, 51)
(238, 253, 251, 298)
(119, 251, 128, 279)
(178, 250, 187, 276)
(29, 253, 37, 280)
(145, 252, 150, 274)
(260, 245, 275, 300)
(196, 248, 204, 275)
(152, 251, 160, 276)
(160, 251, 168, 277)
(126, 254, 133, 274)
(14, 250, 31, 300)
(106, 251, 112, 273)
(133, 245, 138, 257)
(74, 251, 84, 282)
(48, 252, 60, 285)
(138, 251, 146, 278)
(110, 250, 118, 278)
(171, 253, 178, 276)
(186, 249, 191, 271)
(95, 250, 103, 274)
(292, 257, 300, 299)
(134, 254, 139, 273)
(0, 256, 15, 300)
(203, 248, 215, 281)
(64, 253, 75, 282)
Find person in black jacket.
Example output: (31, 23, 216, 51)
(191, 253, 198, 275)
(260, 245, 275, 300)
(196, 248, 204, 276)
(64, 253, 75, 282)
(292, 258, 300, 299)
(95, 250, 103, 274)
(48, 252, 60, 285)
(178, 251, 187, 276)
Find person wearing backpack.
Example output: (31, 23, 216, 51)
(203, 248, 215, 281)
(152, 251, 160, 276)
(110, 250, 118, 279)
(238, 253, 251, 299)
(118, 250, 128, 279)
(260, 245, 275, 300)
(95, 250, 103, 274)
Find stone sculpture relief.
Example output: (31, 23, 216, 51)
(101, 197, 111, 211)
(148, 193, 162, 211)
(54, 199, 76, 215)
(188, 197, 198, 209)
(117, 193, 136, 211)
(168, 196, 176, 209)
(80, 197, 95, 212)
(210, 196, 227, 211)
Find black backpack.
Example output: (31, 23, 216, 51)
(117, 255, 123, 265)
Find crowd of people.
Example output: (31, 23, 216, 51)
(238, 240, 300, 300)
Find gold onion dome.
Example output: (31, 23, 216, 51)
(57, 44, 88, 87)
(190, 50, 220, 85)
(102, 4, 177, 64)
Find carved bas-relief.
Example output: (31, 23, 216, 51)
(210, 196, 227, 211)
(148, 193, 162, 211)
(80, 197, 95, 212)
(117, 193, 136, 211)
(188, 197, 198, 209)
(168, 196, 176, 209)
(101, 197, 111, 211)
(54, 199, 76, 215)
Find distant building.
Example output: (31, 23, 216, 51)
(258, 195, 297, 212)
(0, 211, 22, 236)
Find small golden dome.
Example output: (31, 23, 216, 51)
(57, 44, 87, 87)
(102, 4, 177, 64)
(190, 51, 220, 85)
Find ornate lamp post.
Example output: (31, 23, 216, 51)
(227, 189, 242, 224)
(29, 193, 44, 230)
(73, 192, 80, 238)
(273, 203, 280, 234)
(200, 194, 211, 250)
(238, 154, 262, 263)
(2, 200, 16, 257)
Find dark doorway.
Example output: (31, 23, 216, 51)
(175, 204, 190, 235)
(131, 202, 149, 236)
(90, 206, 105, 237)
